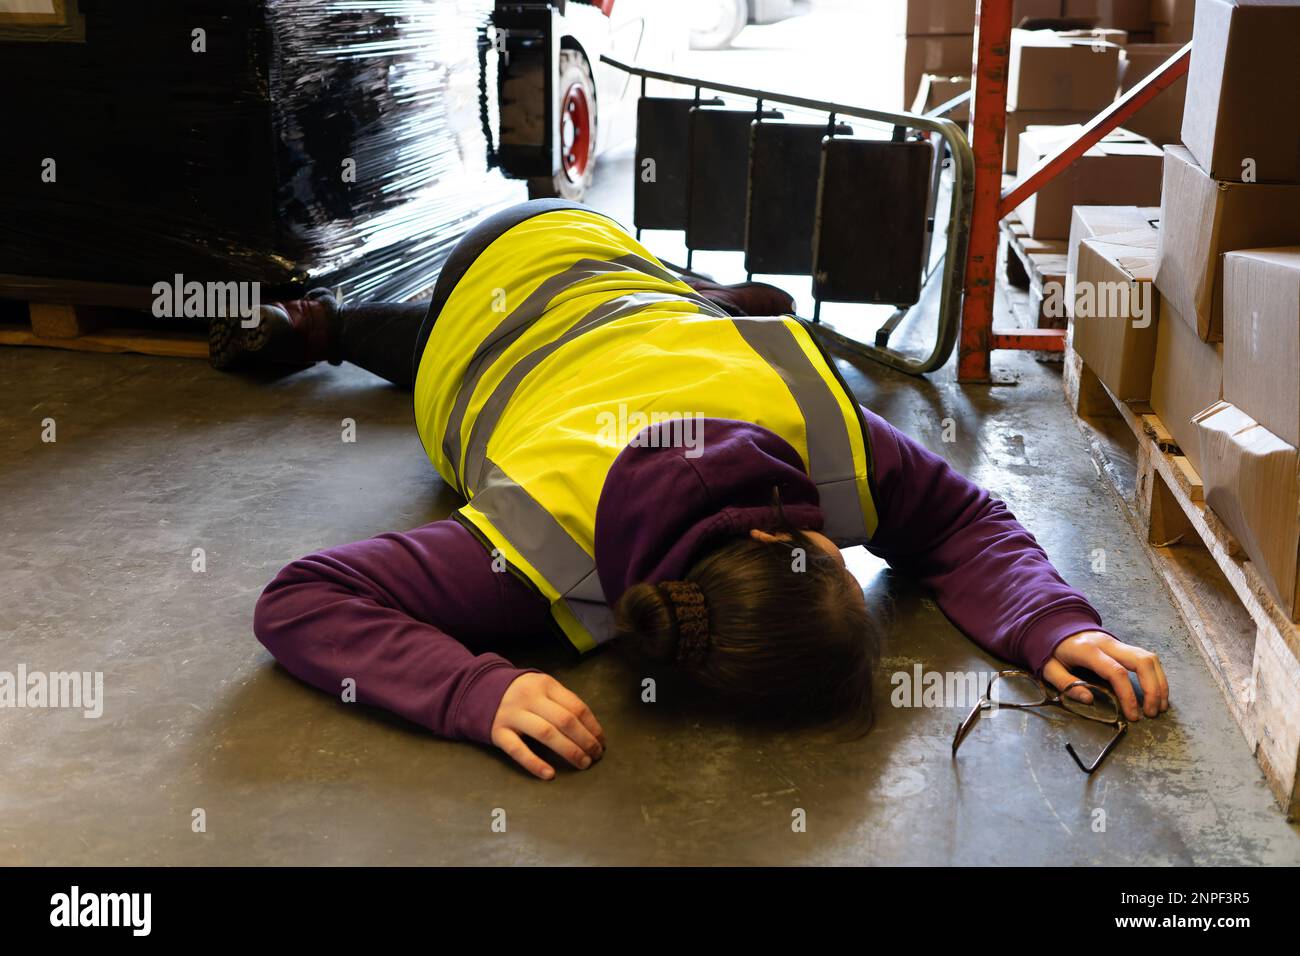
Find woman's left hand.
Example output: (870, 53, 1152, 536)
(1043, 630, 1169, 722)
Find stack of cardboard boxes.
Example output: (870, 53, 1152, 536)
(1004, 28, 1120, 172)
(1068, 1, 1154, 29)
(1068, 0, 1300, 619)
(903, 2, 1189, 158)
(1152, 0, 1197, 41)
(885, 0, 976, 111)
(1016, 125, 1163, 238)
(1117, 42, 1187, 145)
(907, 3, 1192, 172)
(1014, 0, 1069, 22)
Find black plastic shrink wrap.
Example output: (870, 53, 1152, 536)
(0, 0, 524, 304)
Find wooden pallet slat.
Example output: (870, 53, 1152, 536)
(1001, 214, 1069, 331)
(0, 292, 207, 361)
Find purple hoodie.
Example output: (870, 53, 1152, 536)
(254, 409, 1111, 744)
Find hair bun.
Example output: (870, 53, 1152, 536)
(612, 580, 712, 668)
(657, 580, 710, 665)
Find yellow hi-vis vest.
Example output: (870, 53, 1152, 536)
(414, 207, 878, 653)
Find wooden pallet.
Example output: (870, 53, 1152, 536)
(1001, 215, 1068, 331)
(0, 275, 207, 360)
(1064, 339, 1300, 818)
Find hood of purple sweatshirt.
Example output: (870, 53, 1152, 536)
(593, 419, 825, 601)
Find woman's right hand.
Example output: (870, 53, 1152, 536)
(490, 673, 606, 780)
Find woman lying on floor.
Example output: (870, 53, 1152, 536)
(240, 199, 1169, 780)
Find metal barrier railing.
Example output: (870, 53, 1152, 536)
(600, 54, 975, 376)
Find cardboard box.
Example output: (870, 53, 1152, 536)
(1150, 298, 1224, 476)
(1153, 20, 1194, 41)
(885, 0, 977, 35)
(1151, 0, 1196, 23)
(1119, 42, 1187, 144)
(1071, 228, 1161, 399)
(912, 73, 971, 121)
(888, 33, 974, 110)
(1063, 0, 1151, 31)
(1181, 0, 1300, 184)
(1223, 247, 1300, 447)
(1014, 0, 1064, 23)
(1195, 401, 1300, 619)
(1154, 145, 1300, 341)
(1008, 29, 1121, 110)
(1067, 204, 1160, 294)
(1015, 125, 1163, 239)
(1003, 113, 1093, 172)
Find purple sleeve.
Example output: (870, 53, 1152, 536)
(253, 519, 549, 744)
(862, 409, 1112, 675)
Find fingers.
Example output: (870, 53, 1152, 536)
(1042, 659, 1093, 703)
(534, 699, 603, 763)
(517, 713, 598, 771)
(1153, 656, 1170, 711)
(492, 727, 556, 781)
(1103, 639, 1170, 716)
(544, 681, 606, 748)
(1084, 651, 1143, 722)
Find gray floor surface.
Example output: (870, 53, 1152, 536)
(3, 2, 1299, 866)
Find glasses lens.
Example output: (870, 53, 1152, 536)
(989, 673, 1046, 707)
(1061, 684, 1120, 722)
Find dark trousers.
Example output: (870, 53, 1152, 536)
(335, 199, 592, 388)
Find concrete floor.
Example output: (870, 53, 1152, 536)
(4, 2, 1300, 866)
(6, 290, 1300, 865)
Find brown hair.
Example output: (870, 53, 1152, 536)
(613, 526, 880, 733)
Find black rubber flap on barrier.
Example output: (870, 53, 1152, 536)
(812, 137, 933, 307)
(686, 108, 769, 252)
(633, 96, 721, 231)
(745, 121, 853, 276)
(492, 5, 557, 180)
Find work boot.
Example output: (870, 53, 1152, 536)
(209, 288, 342, 370)
(683, 277, 796, 317)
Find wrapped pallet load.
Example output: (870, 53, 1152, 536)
(0, 0, 522, 305)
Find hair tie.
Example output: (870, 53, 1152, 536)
(657, 580, 710, 665)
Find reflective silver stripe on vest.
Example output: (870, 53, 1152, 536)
(730, 317, 869, 543)
(461, 291, 706, 492)
(442, 254, 724, 484)
(566, 597, 617, 646)
(471, 459, 614, 644)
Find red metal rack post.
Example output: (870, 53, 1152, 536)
(959, 0, 1014, 384)
(958, 0, 1192, 383)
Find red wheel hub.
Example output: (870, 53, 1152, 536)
(560, 81, 593, 182)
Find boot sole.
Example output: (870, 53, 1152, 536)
(208, 314, 272, 370)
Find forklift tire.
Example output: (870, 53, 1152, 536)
(527, 49, 597, 202)
(689, 0, 748, 51)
